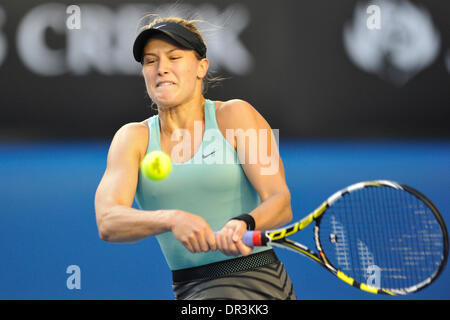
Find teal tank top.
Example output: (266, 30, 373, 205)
(135, 99, 271, 270)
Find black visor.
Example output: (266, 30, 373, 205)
(133, 21, 207, 63)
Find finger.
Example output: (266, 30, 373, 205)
(232, 222, 246, 242)
(216, 231, 226, 253)
(205, 230, 217, 251)
(222, 231, 232, 256)
(235, 240, 252, 256)
(189, 236, 201, 253)
(215, 232, 222, 251)
(226, 229, 240, 256)
(183, 239, 194, 253)
(232, 230, 239, 242)
(197, 232, 210, 252)
(218, 230, 232, 256)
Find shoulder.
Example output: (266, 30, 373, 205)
(114, 120, 148, 140)
(215, 99, 261, 129)
(216, 99, 256, 116)
(215, 99, 268, 130)
(111, 120, 149, 160)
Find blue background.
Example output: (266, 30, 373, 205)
(1, 140, 449, 300)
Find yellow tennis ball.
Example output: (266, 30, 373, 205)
(141, 150, 172, 181)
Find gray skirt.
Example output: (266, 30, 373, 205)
(172, 250, 297, 300)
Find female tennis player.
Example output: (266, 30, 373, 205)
(94, 16, 296, 300)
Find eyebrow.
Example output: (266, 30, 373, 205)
(143, 48, 183, 57)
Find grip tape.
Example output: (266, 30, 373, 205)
(214, 231, 266, 247)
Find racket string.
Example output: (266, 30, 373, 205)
(382, 185, 402, 289)
(319, 185, 444, 291)
(387, 185, 411, 288)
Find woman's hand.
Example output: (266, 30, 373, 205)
(169, 210, 217, 253)
(216, 219, 252, 256)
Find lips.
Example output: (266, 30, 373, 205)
(156, 81, 176, 88)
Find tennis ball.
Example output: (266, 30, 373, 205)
(141, 150, 172, 181)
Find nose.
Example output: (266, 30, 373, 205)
(157, 56, 170, 75)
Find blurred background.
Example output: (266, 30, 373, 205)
(0, 0, 449, 299)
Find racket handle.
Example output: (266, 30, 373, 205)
(214, 231, 267, 247)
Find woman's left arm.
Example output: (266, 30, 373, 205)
(216, 99, 293, 256)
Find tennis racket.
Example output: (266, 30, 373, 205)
(241, 180, 448, 295)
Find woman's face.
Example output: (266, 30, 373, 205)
(141, 36, 208, 108)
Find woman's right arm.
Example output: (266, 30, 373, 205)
(94, 123, 216, 252)
(94, 122, 173, 243)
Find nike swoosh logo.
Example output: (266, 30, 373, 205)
(202, 150, 216, 159)
(153, 24, 166, 29)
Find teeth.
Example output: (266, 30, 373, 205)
(158, 82, 174, 87)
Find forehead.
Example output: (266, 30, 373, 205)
(143, 34, 185, 53)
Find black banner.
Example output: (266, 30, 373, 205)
(0, 0, 449, 140)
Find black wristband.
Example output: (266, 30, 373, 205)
(230, 214, 255, 231)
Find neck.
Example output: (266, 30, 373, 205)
(157, 94, 206, 137)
